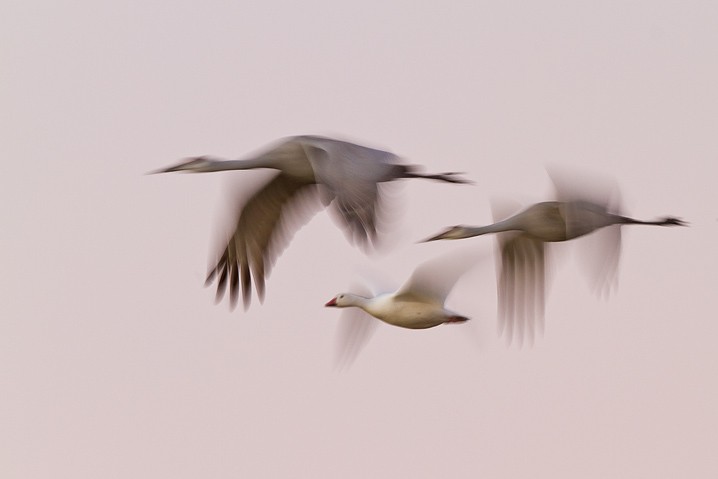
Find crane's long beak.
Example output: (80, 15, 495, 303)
(147, 156, 210, 175)
(146, 166, 174, 175)
(418, 229, 451, 243)
(325, 297, 338, 307)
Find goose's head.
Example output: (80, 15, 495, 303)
(149, 156, 218, 174)
(421, 225, 474, 242)
(325, 293, 359, 308)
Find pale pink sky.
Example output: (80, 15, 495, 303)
(2, 1, 717, 478)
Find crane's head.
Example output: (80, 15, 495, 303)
(148, 156, 217, 174)
(420, 225, 473, 242)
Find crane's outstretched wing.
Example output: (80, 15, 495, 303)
(205, 173, 321, 309)
(548, 166, 620, 211)
(487, 197, 545, 347)
(302, 137, 404, 250)
(548, 167, 622, 297)
(575, 224, 621, 298)
(495, 233, 546, 347)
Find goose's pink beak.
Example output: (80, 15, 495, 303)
(325, 297, 337, 307)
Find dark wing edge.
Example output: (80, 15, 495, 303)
(496, 234, 546, 348)
(205, 173, 321, 310)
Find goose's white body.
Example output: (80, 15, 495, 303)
(326, 252, 477, 366)
(153, 135, 469, 310)
(328, 292, 467, 330)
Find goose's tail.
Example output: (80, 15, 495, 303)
(444, 315, 470, 324)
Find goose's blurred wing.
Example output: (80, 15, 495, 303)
(394, 251, 478, 305)
(206, 173, 321, 309)
(334, 282, 380, 370)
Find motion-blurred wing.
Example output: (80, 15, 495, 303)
(548, 166, 621, 212)
(205, 173, 321, 309)
(489, 197, 545, 346)
(302, 137, 403, 249)
(575, 224, 621, 298)
(394, 250, 479, 305)
(334, 282, 380, 370)
(549, 167, 622, 296)
(495, 234, 546, 347)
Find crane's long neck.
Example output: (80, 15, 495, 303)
(461, 216, 525, 237)
(205, 157, 279, 172)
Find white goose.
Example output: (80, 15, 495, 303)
(153, 135, 469, 309)
(325, 251, 478, 366)
(423, 172, 686, 345)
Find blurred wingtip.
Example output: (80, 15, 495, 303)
(333, 315, 378, 372)
(546, 164, 621, 210)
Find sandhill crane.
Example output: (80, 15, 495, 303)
(423, 171, 686, 346)
(153, 135, 470, 309)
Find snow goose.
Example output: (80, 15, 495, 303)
(325, 251, 480, 366)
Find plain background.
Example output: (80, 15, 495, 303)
(2, 1, 717, 477)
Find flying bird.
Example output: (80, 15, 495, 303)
(152, 135, 470, 309)
(325, 251, 480, 367)
(422, 170, 687, 345)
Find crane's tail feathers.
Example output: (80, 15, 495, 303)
(404, 171, 474, 184)
(661, 217, 688, 226)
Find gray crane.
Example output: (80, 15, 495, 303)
(423, 170, 686, 345)
(153, 135, 470, 309)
